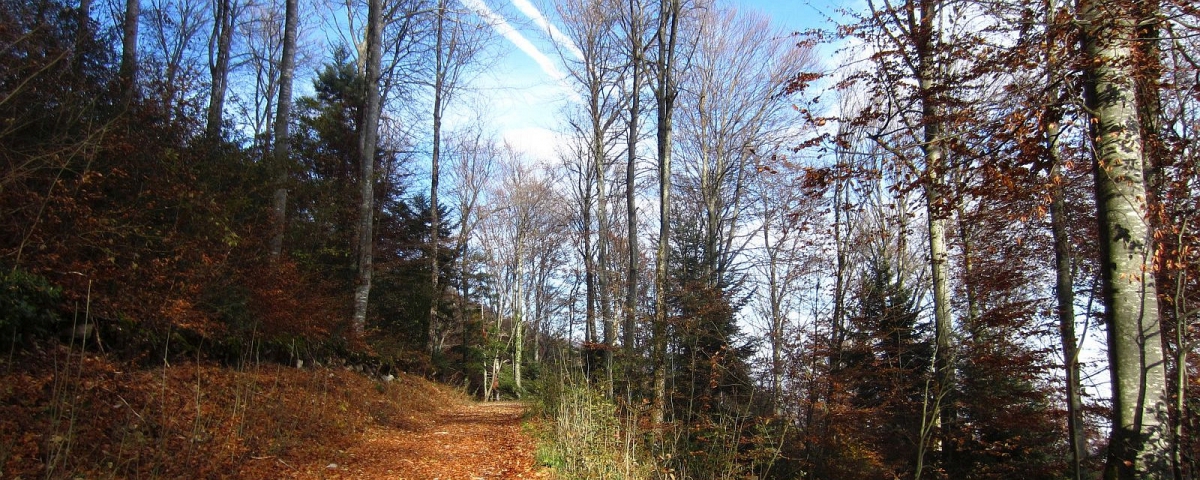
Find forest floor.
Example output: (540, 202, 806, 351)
(0, 342, 550, 479)
(312, 401, 549, 479)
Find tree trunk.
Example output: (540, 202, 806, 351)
(623, 0, 643, 388)
(956, 206, 980, 330)
(1132, 0, 1162, 211)
(269, 0, 298, 259)
(1052, 159, 1087, 480)
(74, 0, 92, 76)
(923, 187, 952, 467)
(352, 0, 383, 336)
(594, 101, 614, 384)
(650, 0, 679, 426)
(120, 0, 140, 102)
(1078, 0, 1170, 477)
(584, 192, 597, 344)
(429, 0, 446, 355)
(762, 212, 783, 408)
(514, 254, 524, 394)
(914, 0, 954, 470)
(1170, 223, 1191, 480)
(1041, 0, 1087, 469)
(205, 0, 235, 140)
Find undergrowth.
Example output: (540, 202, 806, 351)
(532, 369, 650, 480)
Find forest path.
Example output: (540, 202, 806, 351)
(316, 401, 549, 479)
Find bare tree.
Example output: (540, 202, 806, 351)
(649, 0, 681, 426)
(428, 0, 492, 355)
(618, 0, 649, 371)
(480, 151, 565, 393)
(352, 0, 384, 335)
(748, 162, 820, 409)
(555, 0, 627, 382)
(237, 0, 283, 144)
(676, 7, 809, 289)
(428, 0, 449, 353)
(269, 0, 299, 259)
(561, 135, 599, 344)
(445, 123, 498, 357)
(204, 0, 241, 139)
(143, 0, 210, 122)
(325, 0, 430, 336)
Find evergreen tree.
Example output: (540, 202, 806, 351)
(663, 214, 761, 478)
(288, 51, 368, 291)
(288, 52, 460, 372)
(836, 254, 932, 478)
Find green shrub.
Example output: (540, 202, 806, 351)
(0, 269, 64, 346)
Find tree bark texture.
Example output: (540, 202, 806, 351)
(352, 0, 384, 336)
(1078, 0, 1171, 477)
(914, 0, 954, 468)
(269, 0, 298, 259)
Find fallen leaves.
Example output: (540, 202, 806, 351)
(1, 345, 545, 480)
(312, 402, 550, 480)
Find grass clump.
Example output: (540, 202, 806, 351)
(533, 370, 650, 480)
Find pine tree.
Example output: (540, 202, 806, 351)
(839, 254, 932, 478)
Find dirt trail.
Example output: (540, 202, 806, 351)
(314, 401, 548, 479)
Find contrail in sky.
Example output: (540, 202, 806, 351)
(460, 0, 581, 102)
(510, 0, 585, 62)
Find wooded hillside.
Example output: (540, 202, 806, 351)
(1, 0, 1197, 478)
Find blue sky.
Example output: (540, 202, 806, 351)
(450, 0, 845, 163)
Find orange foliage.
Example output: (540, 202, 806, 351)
(246, 260, 347, 340)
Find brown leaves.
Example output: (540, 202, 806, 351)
(0, 348, 529, 480)
(320, 402, 547, 480)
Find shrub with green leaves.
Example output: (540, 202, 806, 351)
(0, 269, 63, 345)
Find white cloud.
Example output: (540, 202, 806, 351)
(510, 0, 585, 62)
(460, 0, 581, 103)
(502, 126, 564, 165)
